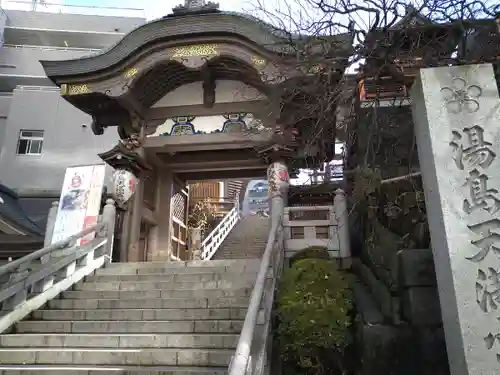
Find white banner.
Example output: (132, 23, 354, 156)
(51, 164, 106, 246)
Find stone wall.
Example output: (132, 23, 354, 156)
(345, 135, 447, 373)
(352, 248, 447, 375)
(350, 176, 448, 375)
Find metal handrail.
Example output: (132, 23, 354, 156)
(228, 213, 283, 374)
(0, 221, 105, 278)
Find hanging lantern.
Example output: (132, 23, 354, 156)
(111, 169, 137, 205)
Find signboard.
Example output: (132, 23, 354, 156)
(51, 164, 106, 246)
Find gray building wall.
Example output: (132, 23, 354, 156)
(0, 94, 11, 148)
(0, 46, 94, 77)
(0, 88, 119, 195)
(0, 7, 6, 48)
(0, 7, 146, 198)
(4, 9, 144, 34)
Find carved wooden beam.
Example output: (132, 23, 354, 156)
(202, 67, 216, 108)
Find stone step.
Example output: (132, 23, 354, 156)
(62, 287, 252, 300)
(0, 333, 238, 348)
(95, 265, 259, 276)
(218, 247, 265, 251)
(103, 259, 260, 270)
(32, 308, 249, 321)
(217, 249, 264, 253)
(85, 272, 261, 283)
(0, 365, 226, 374)
(213, 256, 263, 260)
(16, 320, 244, 334)
(0, 348, 232, 366)
(48, 297, 249, 310)
(74, 280, 256, 291)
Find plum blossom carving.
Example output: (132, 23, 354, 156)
(440, 77, 482, 114)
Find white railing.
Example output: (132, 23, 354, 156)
(200, 197, 240, 260)
(0, 199, 116, 333)
(283, 189, 351, 263)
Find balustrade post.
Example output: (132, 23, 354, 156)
(2, 289, 27, 311)
(334, 189, 351, 266)
(235, 194, 240, 217)
(43, 201, 59, 247)
(2, 266, 30, 311)
(102, 199, 117, 265)
(38, 201, 59, 264)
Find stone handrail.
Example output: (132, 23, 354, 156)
(200, 196, 240, 260)
(283, 190, 351, 264)
(0, 199, 116, 333)
(228, 210, 285, 375)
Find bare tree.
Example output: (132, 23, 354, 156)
(245, 0, 500, 255)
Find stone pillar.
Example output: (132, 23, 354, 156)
(411, 63, 500, 375)
(334, 189, 351, 267)
(101, 198, 116, 264)
(190, 227, 202, 260)
(126, 127, 145, 263)
(151, 169, 174, 261)
(267, 159, 290, 226)
(119, 208, 131, 262)
(43, 201, 59, 247)
(127, 174, 144, 262)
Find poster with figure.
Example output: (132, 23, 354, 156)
(51, 164, 106, 246)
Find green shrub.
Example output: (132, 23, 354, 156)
(276, 258, 353, 375)
(289, 246, 331, 266)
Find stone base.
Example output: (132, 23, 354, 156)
(353, 272, 449, 375)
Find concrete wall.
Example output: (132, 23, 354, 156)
(0, 94, 11, 148)
(4, 9, 144, 34)
(0, 46, 95, 76)
(0, 87, 119, 195)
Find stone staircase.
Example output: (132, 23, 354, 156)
(0, 259, 264, 374)
(212, 215, 269, 260)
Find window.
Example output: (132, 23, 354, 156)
(16, 130, 44, 155)
(291, 227, 305, 239)
(315, 226, 329, 239)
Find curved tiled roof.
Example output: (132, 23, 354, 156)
(40, 10, 353, 79)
